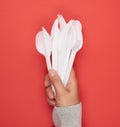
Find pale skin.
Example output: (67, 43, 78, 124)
(44, 68, 80, 107)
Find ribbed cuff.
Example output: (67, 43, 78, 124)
(52, 103, 82, 127)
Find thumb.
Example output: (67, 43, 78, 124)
(48, 69, 66, 95)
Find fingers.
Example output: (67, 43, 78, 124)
(46, 86, 55, 100)
(48, 69, 66, 96)
(44, 74, 51, 88)
(47, 98, 55, 106)
(44, 68, 80, 107)
(44, 74, 55, 106)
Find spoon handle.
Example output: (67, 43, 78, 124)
(60, 49, 71, 85)
(64, 50, 76, 85)
(45, 55, 51, 70)
(45, 55, 56, 94)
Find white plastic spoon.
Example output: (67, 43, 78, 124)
(51, 15, 67, 72)
(64, 22, 83, 85)
(57, 20, 74, 82)
(36, 31, 45, 56)
(51, 18, 59, 71)
(35, 28, 52, 70)
(57, 14, 66, 31)
(42, 27, 52, 70)
(61, 24, 76, 85)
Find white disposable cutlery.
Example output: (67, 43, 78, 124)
(36, 14, 83, 92)
(36, 27, 52, 70)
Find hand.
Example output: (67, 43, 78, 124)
(44, 68, 80, 107)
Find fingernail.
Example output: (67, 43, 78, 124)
(52, 102, 55, 106)
(50, 94, 54, 99)
(49, 92, 54, 99)
(49, 69, 56, 77)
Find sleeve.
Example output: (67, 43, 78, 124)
(52, 103, 82, 127)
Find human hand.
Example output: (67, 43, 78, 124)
(44, 68, 80, 107)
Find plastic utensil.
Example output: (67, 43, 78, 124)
(51, 15, 66, 71)
(64, 22, 83, 85)
(57, 20, 75, 84)
(57, 20, 74, 82)
(35, 15, 83, 95)
(36, 28, 52, 70)
(61, 24, 76, 85)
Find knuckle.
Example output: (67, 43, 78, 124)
(52, 75, 59, 83)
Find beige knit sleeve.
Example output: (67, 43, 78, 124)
(52, 103, 82, 127)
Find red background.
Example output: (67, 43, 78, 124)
(0, 0, 120, 127)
